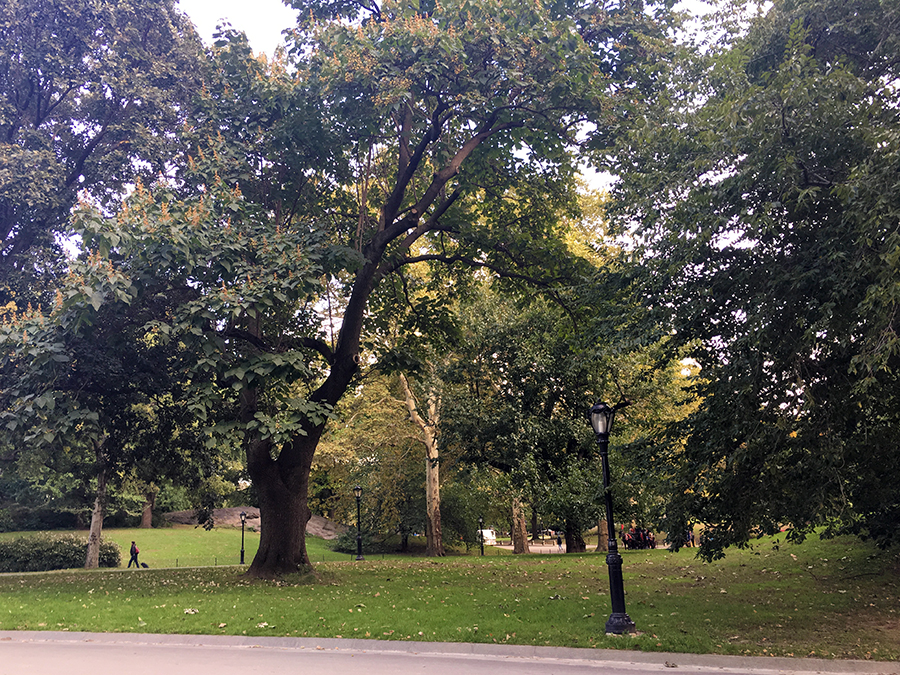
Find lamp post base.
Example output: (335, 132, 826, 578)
(605, 612, 636, 635)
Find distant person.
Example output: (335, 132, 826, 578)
(556, 535, 563, 552)
(128, 541, 140, 568)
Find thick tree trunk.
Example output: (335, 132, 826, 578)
(140, 489, 156, 529)
(245, 431, 316, 577)
(564, 518, 587, 553)
(511, 497, 530, 554)
(596, 518, 608, 552)
(424, 452, 443, 556)
(85, 465, 108, 569)
(399, 373, 444, 557)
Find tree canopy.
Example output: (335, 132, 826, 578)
(609, 0, 900, 557)
(0, 0, 204, 305)
(66, 0, 672, 576)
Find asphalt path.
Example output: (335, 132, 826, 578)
(1, 632, 896, 675)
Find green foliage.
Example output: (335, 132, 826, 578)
(0, 506, 87, 533)
(609, 0, 900, 557)
(4, 0, 676, 575)
(439, 478, 491, 550)
(328, 528, 388, 555)
(441, 291, 609, 539)
(0, 533, 120, 572)
(0, 0, 205, 305)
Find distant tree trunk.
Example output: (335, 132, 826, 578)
(511, 497, 530, 554)
(531, 509, 540, 542)
(85, 440, 109, 568)
(596, 517, 608, 552)
(140, 489, 156, 528)
(399, 532, 409, 552)
(399, 373, 444, 557)
(564, 518, 586, 553)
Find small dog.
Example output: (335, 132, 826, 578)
(140, 562, 149, 568)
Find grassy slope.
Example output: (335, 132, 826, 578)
(0, 529, 896, 661)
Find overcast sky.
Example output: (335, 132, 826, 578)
(178, 0, 299, 55)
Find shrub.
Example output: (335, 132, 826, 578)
(328, 528, 389, 555)
(0, 533, 121, 572)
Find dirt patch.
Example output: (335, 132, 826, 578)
(162, 507, 347, 540)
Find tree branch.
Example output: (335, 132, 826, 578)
(220, 327, 335, 364)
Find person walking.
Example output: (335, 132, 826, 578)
(128, 541, 140, 568)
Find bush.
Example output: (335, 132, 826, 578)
(328, 528, 389, 555)
(0, 533, 121, 572)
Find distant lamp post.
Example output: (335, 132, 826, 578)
(590, 400, 636, 635)
(354, 485, 364, 561)
(478, 516, 484, 556)
(239, 511, 247, 565)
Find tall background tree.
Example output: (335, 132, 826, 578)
(609, 0, 900, 558)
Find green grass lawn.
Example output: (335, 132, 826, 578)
(100, 526, 361, 566)
(0, 528, 897, 661)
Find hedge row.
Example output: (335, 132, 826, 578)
(0, 533, 121, 572)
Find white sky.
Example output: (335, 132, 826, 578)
(178, 0, 299, 55)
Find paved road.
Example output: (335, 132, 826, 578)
(1, 632, 896, 675)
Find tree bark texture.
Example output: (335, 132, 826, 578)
(565, 519, 587, 553)
(596, 518, 609, 552)
(399, 373, 444, 557)
(245, 434, 316, 576)
(140, 489, 156, 529)
(511, 497, 530, 554)
(85, 457, 108, 569)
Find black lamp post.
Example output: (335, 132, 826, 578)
(239, 511, 246, 565)
(354, 485, 364, 561)
(478, 516, 484, 556)
(590, 400, 636, 635)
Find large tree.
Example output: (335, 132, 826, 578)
(72, 0, 672, 576)
(0, 253, 212, 566)
(609, 0, 900, 557)
(440, 291, 606, 553)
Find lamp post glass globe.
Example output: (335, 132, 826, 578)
(590, 399, 635, 634)
(590, 400, 616, 436)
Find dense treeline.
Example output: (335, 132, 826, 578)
(0, 0, 897, 573)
